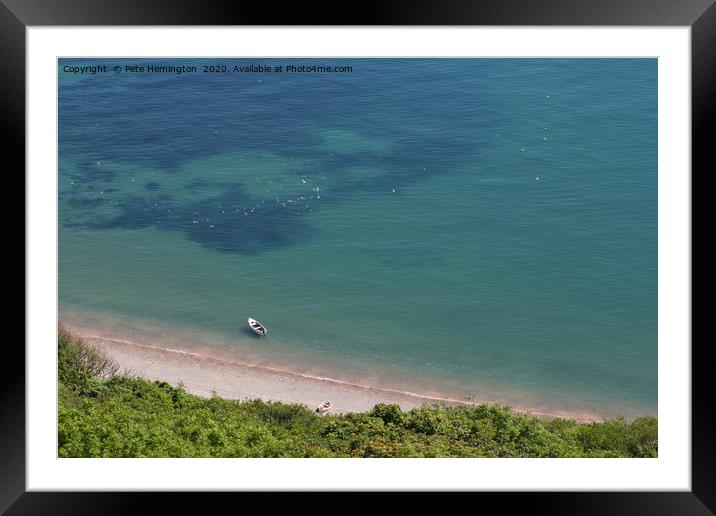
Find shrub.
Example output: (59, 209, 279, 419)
(405, 405, 453, 435)
(59, 326, 119, 395)
(369, 403, 404, 426)
(625, 416, 658, 458)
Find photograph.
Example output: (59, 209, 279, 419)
(5, 0, 707, 506)
(57, 57, 658, 459)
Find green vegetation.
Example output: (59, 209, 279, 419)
(58, 328, 657, 458)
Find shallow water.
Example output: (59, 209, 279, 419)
(59, 58, 657, 417)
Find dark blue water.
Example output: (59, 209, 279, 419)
(59, 59, 657, 417)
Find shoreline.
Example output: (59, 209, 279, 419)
(69, 326, 607, 423)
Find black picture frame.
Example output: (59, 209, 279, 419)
(6, 0, 709, 512)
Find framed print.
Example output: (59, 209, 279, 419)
(7, 0, 710, 511)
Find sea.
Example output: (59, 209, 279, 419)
(58, 58, 657, 418)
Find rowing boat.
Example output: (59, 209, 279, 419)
(247, 317, 267, 337)
(316, 401, 332, 414)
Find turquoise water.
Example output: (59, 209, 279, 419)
(59, 59, 657, 417)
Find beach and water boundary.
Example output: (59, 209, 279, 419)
(61, 306, 648, 423)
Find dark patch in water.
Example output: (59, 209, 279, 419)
(174, 185, 315, 254)
(59, 59, 492, 254)
(188, 177, 209, 188)
(184, 202, 314, 254)
(60, 59, 486, 174)
(66, 197, 106, 209)
(59, 125, 480, 254)
(77, 163, 115, 182)
(59, 128, 481, 254)
(64, 182, 316, 254)
(311, 132, 481, 203)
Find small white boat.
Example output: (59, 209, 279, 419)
(247, 317, 267, 337)
(315, 401, 332, 414)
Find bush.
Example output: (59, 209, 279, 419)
(242, 399, 317, 430)
(369, 403, 404, 425)
(626, 416, 658, 458)
(59, 326, 119, 391)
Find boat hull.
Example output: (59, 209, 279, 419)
(247, 317, 267, 336)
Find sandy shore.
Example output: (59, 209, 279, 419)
(84, 333, 440, 413)
(69, 327, 604, 423)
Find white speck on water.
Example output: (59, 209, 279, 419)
(521, 148, 525, 152)
(536, 177, 540, 181)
